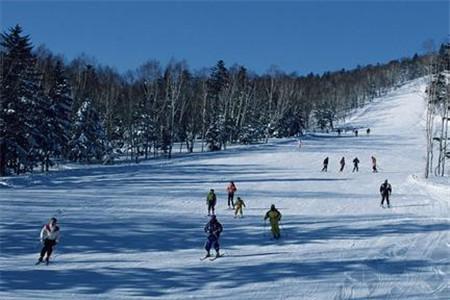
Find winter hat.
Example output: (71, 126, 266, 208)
(271, 204, 276, 210)
(50, 217, 57, 224)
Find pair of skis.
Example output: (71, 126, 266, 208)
(200, 254, 224, 261)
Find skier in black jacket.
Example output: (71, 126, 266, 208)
(321, 157, 329, 172)
(380, 179, 392, 208)
(352, 157, 360, 172)
(204, 215, 223, 258)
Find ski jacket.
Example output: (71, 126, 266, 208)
(323, 158, 329, 165)
(264, 209, 282, 224)
(380, 183, 392, 195)
(340, 158, 345, 165)
(235, 199, 246, 209)
(207, 192, 217, 203)
(353, 158, 360, 165)
(227, 183, 237, 194)
(372, 157, 377, 165)
(204, 221, 223, 236)
(40, 224, 60, 242)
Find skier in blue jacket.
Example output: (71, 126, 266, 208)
(204, 215, 223, 258)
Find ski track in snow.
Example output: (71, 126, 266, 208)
(1, 78, 449, 299)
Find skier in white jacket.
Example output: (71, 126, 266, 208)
(37, 217, 60, 265)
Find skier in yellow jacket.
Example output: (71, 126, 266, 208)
(264, 204, 282, 239)
(234, 197, 246, 218)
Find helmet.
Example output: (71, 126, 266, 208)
(50, 217, 57, 224)
(210, 215, 217, 221)
(271, 204, 276, 210)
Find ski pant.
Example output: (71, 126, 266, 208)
(207, 201, 216, 215)
(372, 166, 378, 172)
(381, 194, 390, 206)
(40, 239, 56, 261)
(353, 165, 359, 172)
(228, 192, 235, 207)
(321, 164, 328, 172)
(270, 221, 281, 238)
(235, 206, 243, 216)
(205, 234, 220, 252)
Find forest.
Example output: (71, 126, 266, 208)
(1, 25, 448, 176)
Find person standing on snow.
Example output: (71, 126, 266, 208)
(321, 157, 329, 172)
(234, 196, 246, 218)
(380, 179, 392, 208)
(204, 215, 223, 258)
(367, 128, 371, 135)
(352, 157, 360, 172)
(37, 217, 60, 265)
(371, 156, 378, 173)
(339, 157, 345, 172)
(206, 189, 217, 216)
(264, 204, 282, 239)
(226, 181, 237, 209)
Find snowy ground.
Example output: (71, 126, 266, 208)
(1, 78, 449, 299)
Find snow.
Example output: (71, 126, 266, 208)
(0, 78, 449, 299)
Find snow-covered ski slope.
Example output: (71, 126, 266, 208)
(1, 78, 449, 300)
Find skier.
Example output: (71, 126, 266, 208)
(321, 157, 329, 172)
(234, 196, 246, 218)
(203, 215, 223, 258)
(354, 129, 359, 137)
(380, 179, 392, 208)
(206, 189, 217, 216)
(226, 181, 237, 209)
(339, 157, 345, 172)
(352, 157, 360, 172)
(337, 128, 341, 136)
(37, 217, 60, 265)
(371, 156, 378, 173)
(367, 128, 371, 135)
(264, 204, 282, 239)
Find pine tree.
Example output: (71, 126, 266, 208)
(0, 25, 47, 175)
(68, 99, 110, 163)
(48, 61, 73, 160)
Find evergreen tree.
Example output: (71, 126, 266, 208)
(48, 61, 74, 160)
(68, 99, 111, 163)
(0, 25, 47, 175)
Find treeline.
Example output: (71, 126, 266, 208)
(0, 25, 437, 176)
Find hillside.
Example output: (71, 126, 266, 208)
(0, 78, 448, 299)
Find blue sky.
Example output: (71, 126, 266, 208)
(1, 0, 449, 75)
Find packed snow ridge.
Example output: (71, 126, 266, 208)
(0, 78, 449, 300)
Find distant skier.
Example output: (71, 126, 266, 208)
(203, 215, 223, 258)
(352, 157, 360, 172)
(37, 217, 60, 265)
(206, 189, 217, 216)
(264, 204, 282, 239)
(354, 129, 359, 137)
(321, 157, 329, 172)
(234, 196, 246, 218)
(367, 128, 371, 135)
(298, 139, 303, 149)
(380, 179, 392, 208)
(339, 157, 345, 172)
(227, 181, 237, 209)
(337, 128, 341, 136)
(371, 156, 378, 173)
